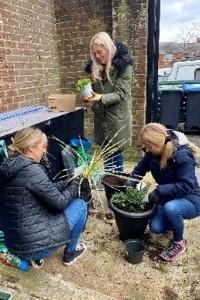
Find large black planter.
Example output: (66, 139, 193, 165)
(109, 200, 155, 241)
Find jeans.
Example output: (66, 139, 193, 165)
(64, 198, 87, 252)
(104, 150, 124, 173)
(22, 199, 87, 260)
(149, 198, 198, 241)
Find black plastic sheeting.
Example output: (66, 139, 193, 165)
(146, 0, 160, 123)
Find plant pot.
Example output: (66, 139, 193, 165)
(79, 84, 93, 97)
(102, 173, 129, 204)
(0, 290, 12, 300)
(109, 199, 155, 241)
(125, 239, 145, 264)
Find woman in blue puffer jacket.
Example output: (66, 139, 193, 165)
(130, 123, 200, 262)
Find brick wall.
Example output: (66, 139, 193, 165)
(54, 0, 113, 140)
(0, 0, 61, 112)
(159, 53, 185, 69)
(55, 0, 148, 157)
(113, 0, 148, 158)
(1, 0, 148, 158)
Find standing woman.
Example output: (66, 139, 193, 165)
(85, 31, 133, 172)
(130, 123, 200, 262)
(0, 127, 88, 268)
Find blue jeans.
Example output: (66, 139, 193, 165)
(64, 198, 87, 252)
(22, 199, 87, 260)
(149, 198, 198, 241)
(104, 150, 124, 173)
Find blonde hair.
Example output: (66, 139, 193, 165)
(90, 31, 117, 82)
(8, 127, 47, 155)
(188, 142, 200, 160)
(140, 123, 172, 169)
(140, 123, 200, 169)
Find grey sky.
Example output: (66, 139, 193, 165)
(160, 0, 200, 42)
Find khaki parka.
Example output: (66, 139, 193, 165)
(86, 43, 133, 150)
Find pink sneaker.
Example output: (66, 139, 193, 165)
(159, 239, 187, 262)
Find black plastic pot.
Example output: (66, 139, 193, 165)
(0, 290, 12, 300)
(102, 173, 129, 203)
(125, 239, 145, 264)
(109, 200, 155, 241)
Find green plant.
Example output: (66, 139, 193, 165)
(112, 185, 150, 213)
(75, 78, 92, 93)
(51, 127, 129, 208)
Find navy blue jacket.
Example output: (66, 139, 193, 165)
(132, 145, 200, 213)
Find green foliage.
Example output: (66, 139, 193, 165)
(112, 185, 150, 213)
(75, 78, 92, 93)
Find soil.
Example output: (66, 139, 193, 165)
(43, 188, 200, 300)
(102, 174, 127, 187)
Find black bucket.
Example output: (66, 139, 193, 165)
(125, 239, 145, 264)
(0, 290, 12, 300)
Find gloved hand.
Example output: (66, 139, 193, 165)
(64, 177, 79, 187)
(80, 178, 92, 202)
(68, 178, 80, 192)
(62, 178, 80, 201)
(125, 178, 138, 189)
(148, 189, 160, 204)
(125, 172, 142, 189)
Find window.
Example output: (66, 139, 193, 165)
(164, 53, 173, 62)
(194, 68, 200, 80)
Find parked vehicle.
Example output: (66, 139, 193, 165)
(168, 60, 200, 81)
(158, 67, 172, 82)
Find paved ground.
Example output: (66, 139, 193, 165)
(1, 135, 200, 300)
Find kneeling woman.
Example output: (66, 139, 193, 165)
(131, 123, 200, 262)
(0, 127, 88, 268)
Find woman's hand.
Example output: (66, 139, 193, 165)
(148, 189, 160, 204)
(80, 178, 91, 202)
(84, 91, 102, 102)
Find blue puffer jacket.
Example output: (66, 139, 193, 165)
(0, 155, 79, 257)
(132, 135, 200, 214)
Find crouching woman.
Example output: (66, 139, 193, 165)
(0, 127, 88, 268)
(130, 123, 200, 262)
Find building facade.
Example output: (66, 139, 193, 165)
(0, 0, 149, 157)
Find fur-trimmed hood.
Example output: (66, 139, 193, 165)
(85, 42, 133, 75)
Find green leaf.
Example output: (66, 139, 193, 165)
(75, 78, 92, 92)
(112, 185, 150, 213)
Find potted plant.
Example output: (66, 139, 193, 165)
(103, 176, 155, 241)
(75, 78, 93, 97)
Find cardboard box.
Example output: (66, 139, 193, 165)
(48, 94, 76, 112)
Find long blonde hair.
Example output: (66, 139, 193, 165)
(90, 31, 117, 82)
(8, 127, 47, 155)
(140, 123, 200, 169)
